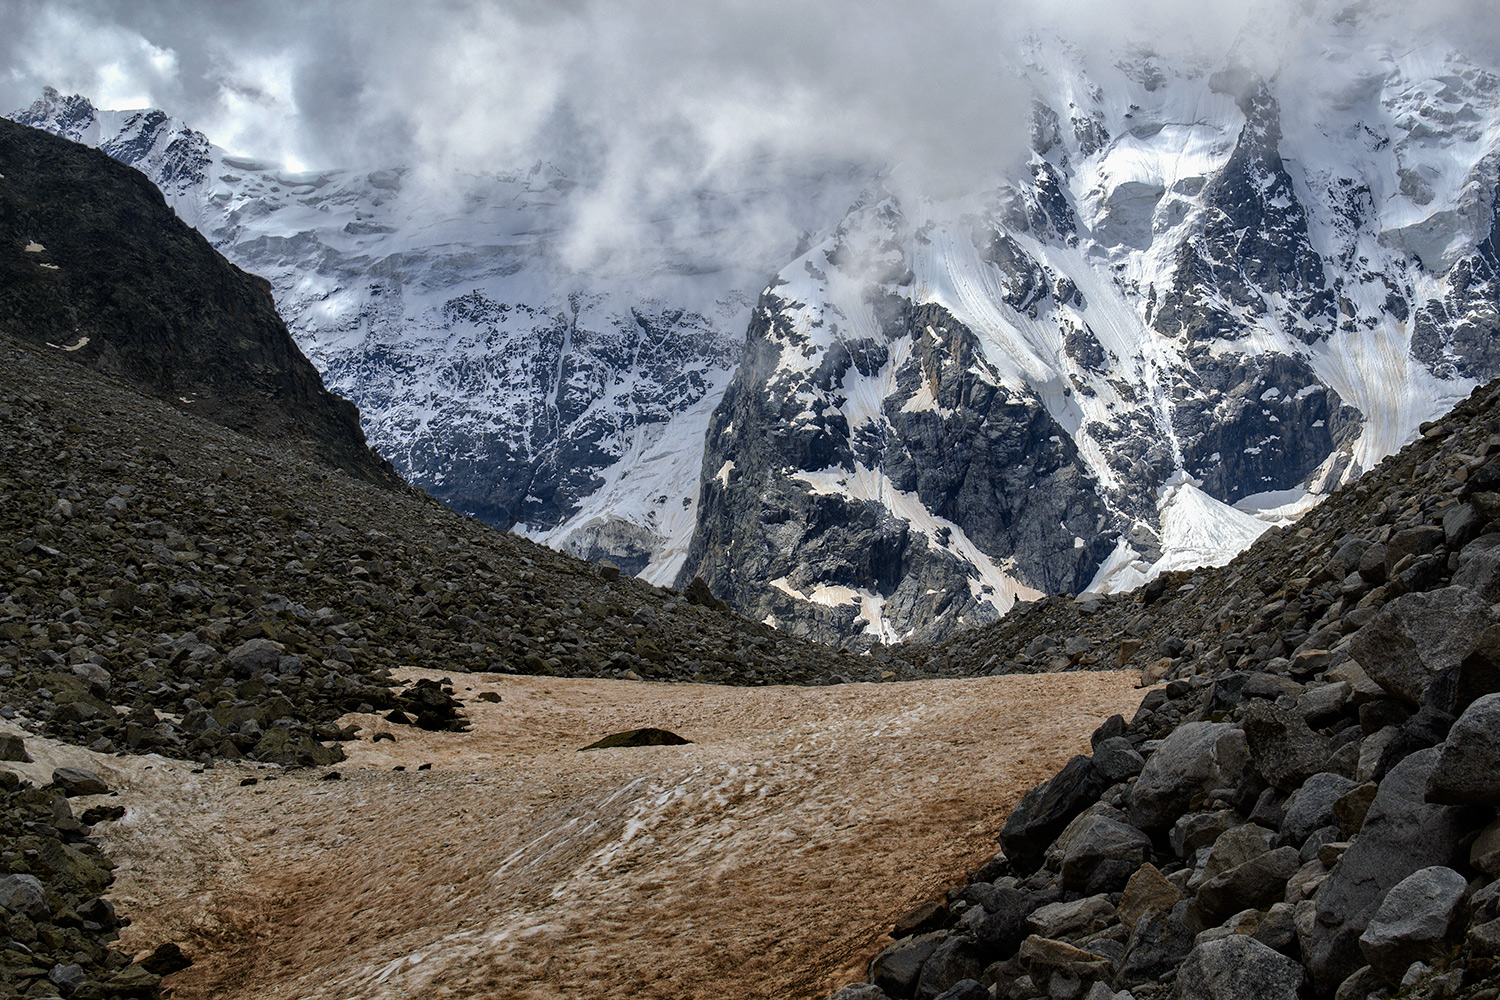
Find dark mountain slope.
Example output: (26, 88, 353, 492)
(0, 118, 398, 488)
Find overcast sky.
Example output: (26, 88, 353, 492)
(4, 0, 1498, 269)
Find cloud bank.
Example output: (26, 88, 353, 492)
(5, 0, 1500, 272)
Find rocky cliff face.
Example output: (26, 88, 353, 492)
(680, 33, 1500, 647)
(0, 116, 397, 487)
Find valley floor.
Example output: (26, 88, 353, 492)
(37, 670, 1140, 999)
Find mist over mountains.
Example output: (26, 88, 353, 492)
(12, 0, 1500, 647)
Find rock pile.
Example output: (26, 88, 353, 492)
(0, 334, 922, 770)
(828, 380, 1500, 999)
(0, 758, 160, 999)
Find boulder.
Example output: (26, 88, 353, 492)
(1346, 587, 1492, 706)
(1128, 723, 1248, 831)
(930, 982, 987, 1000)
(830, 986, 892, 1000)
(1194, 847, 1302, 922)
(1171, 809, 1241, 858)
(1000, 755, 1109, 869)
(1281, 772, 1357, 846)
(1305, 749, 1473, 993)
(1333, 782, 1378, 836)
(578, 727, 692, 750)
(1119, 903, 1196, 983)
(1241, 703, 1331, 791)
(1093, 737, 1145, 783)
(1471, 817, 1500, 876)
(0, 873, 49, 920)
(1119, 863, 1182, 929)
(975, 888, 1030, 956)
(1059, 814, 1151, 892)
(1358, 866, 1468, 982)
(1427, 693, 1500, 804)
(0, 734, 31, 762)
(870, 931, 944, 999)
(1297, 682, 1351, 727)
(914, 936, 984, 1000)
(1195, 824, 1274, 886)
(1017, 935, 1113, 980)
(51, 766, 109, 796)
(225, 636, 286, 675)
(1026, 894, 1117, 940)
(1174, 935, 1304, 1000)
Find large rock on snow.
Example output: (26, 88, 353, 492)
(1305, 749, 1474, 993)
(1128, 722, 1248, 831)
(1358, 866, 1469, 982)
(1346, 587, 1493, 706)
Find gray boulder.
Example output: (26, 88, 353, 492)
(1194, 846, 1302, 922)
(930, 982, 987, 1000)
(1120, 903, 1196, 983)
(1305, 749, 1472, 993)
(1000, 755, 1109, 870)
(51, 766, 109, 796)
(1241, 703, 1331, 791)
(915, 936, 984, 1000)
(226, 636, 286, 675)
(1282, 772, 1357, 845)
(1358, 866, 1468, 982)
(1129, 722, 1248, 830)
(1171, 809, 1241, 858)
(1174, 935, 1304, 1000)
(1427, 692, 1500, 804)
(1026, 894, 1117, 940)
(1346, 587, 1492, 706)
(1059, 814, 1151, 892)
(870, 931, 944, 999)
(0, 874, 48, 920)
(829, 986, 891, 1000)
(1093, 737, 1145, 783)
(1195, 824, 1274, 886)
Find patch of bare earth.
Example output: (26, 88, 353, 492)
(87, 669, 1143, 1000)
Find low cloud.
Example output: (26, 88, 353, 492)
(4, 0, 1499, 274)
